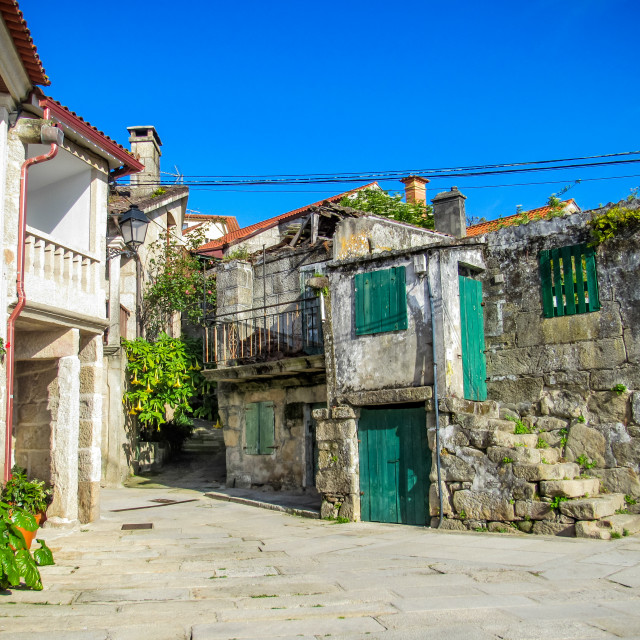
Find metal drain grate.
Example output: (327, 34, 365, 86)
(121, 523, 153, 530)
(149, 499, 177, 504)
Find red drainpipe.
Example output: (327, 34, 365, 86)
(3, 110, 61, 483)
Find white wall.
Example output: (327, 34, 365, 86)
(27, 144, 91, 252)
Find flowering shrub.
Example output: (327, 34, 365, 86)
(122, 334, 215, 428)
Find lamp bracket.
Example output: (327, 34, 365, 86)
(107, 247, 136, 260)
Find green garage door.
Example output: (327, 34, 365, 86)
(358, 406, 430, 525)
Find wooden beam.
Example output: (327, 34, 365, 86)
(289, 215, 310, 247)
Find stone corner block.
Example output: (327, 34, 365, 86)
(332, 406, 355, 419)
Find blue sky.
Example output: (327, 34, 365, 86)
(25, 0, 640, 229)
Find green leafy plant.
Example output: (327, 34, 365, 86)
(507, 415, 532, 434)
(623, 529, 630, 537)
(150, 187, 167, 198)
(541, 457, 549, 464)
(611, 384, 627, 395)
(0, 336, 5, 362)
(1, 466, 52, 515)
(458, 510, 467, 519)
(577, 415, 586, 423)
(502, 456, 514, 464)
(340, 188, 434, 229)
(122, 334, 214, 429)
(615, 508, 629, 515)
(549, 496, 569, 509)
(223, 245, 251, 261)
(576, 454, 597, 470)
(589, 201, 640, 245)
(610, 531, 622, 539)
(536, 437, 549, 449)
(0, 501, 54, 590)
(142, 228, 216, 337)
(559, 428, 568, 447)
(624, 495, 637, 506)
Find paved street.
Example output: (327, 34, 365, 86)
(3, 463, 640, 640)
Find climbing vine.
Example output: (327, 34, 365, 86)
(142, 228, 216, 338)
(122, 334, 215, 429)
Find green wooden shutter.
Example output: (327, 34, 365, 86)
(258, 402, 275, 454)
(245, 403, 259, 454)
(355, 266, 407, 335)
(539, 244, 600, 318)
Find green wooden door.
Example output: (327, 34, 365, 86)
(358, 406, 430, 525)
(459, 276, 487, 401)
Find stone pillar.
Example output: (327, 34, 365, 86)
(313, 406, 360, 521)
(78, 334, 103, 523)
(216, 260, 254, 316)
(48, 354, 80, 526)
(400, 175, 429, 205)
(432, 187, 467, 238)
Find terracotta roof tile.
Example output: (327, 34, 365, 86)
(184, 213, 240, 232)
(466, 199, 580, 237)
(198, 182, 379, 252)
(38, 94, 142, 173)
(0, 0, 49, 86)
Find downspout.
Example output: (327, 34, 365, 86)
(426, 260, 444, 528)
(4, 113, 63, 482)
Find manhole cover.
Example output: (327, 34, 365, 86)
(121, 523, 153, 530)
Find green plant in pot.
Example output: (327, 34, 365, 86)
(0, 500, 54, 590)
(1, 465, 52, 548)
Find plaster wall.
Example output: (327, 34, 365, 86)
(329, 254, 433, 396)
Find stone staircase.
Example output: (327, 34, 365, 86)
(488, 428, 640, 539)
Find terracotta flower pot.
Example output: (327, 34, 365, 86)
(15, 512, 45, 550)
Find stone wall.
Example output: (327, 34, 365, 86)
(427, 205, 640, 536)
(218, 377, 326, 491)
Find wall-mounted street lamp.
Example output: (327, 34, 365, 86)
(108, 205, 151, 259)
(107, 204, 151, 338)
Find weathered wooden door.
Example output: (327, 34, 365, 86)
(459, 276, 487, 401)
(358, 406, 430, 525)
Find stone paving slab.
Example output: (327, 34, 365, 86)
(3, 473, 640, 640)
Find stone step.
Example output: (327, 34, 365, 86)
(539, 478, 600, 499)
(575, 514, 640, 540)
(513, 462, 580, 482)
(559, 493, 626, 520)
(490, 431, 538, 448)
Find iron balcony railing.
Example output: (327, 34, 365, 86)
(205, 297, 324, 366)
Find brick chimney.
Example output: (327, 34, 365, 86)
(431, 187, 467, 237)
(400, 175, 429, 205)
(127, 126, 162, 194)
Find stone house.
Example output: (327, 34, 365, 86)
(183, 212, 239, 244)
(202, 176, 640, 538)
(0, 1, 146, 525)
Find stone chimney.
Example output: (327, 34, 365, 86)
(431, 187, 467, 237)
(400, 175, 429, 204)
(127, 126, 162, 194)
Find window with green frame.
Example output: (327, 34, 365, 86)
(245, 402, 275, 455)
(539, 243, 600, 318)
(355, 266, 408, 335)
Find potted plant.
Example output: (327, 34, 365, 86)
(1, 465, 52, 549)
(0, 500, 54, 591)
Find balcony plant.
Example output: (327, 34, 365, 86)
(1, 465, 52, 548)
(0, 500, 54, 590)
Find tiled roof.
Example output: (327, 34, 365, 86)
(198, 182, 379, 253)
(109, 185, 189, 215)
(466, 199, 580, 237)
(38, 94, 144, 176)
(184, 213, 240, 232)
(183, 222, 204, 234)
(0, 0, 49, 86)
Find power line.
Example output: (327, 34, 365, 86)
(126, 150, 640, 180)
(117, 157, 640, 187)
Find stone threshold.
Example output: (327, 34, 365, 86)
(205, 490, 320, 519)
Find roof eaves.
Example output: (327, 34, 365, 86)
(0, 0, 49, 86)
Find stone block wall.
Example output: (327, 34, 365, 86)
(218, 377, 326, 491)
(312, 406, 360, 521)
